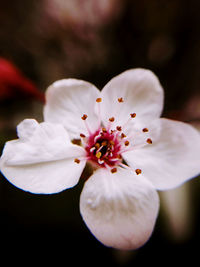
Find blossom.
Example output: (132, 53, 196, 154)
(1, 68, 200, 250)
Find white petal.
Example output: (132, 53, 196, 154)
(80, 167, 159, 250)
(100, 69, 164, 129)
(44, 79, 100, 139)
(123, 118, 200, 190)
(0, 119, 86, 194)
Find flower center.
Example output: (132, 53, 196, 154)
(85, 127, 122, 168)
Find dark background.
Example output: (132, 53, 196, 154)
(0, 0, 200, 265)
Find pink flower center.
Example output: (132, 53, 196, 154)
(85, 127, 122, 169)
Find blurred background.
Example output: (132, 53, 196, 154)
(0, 0, 200, 265)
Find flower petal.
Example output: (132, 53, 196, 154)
(123, 118, 200, 190)
(100, 68, 164, 129)
(0, 119, 86, 194)
(44, 79, 100, 139)
(80, 167, 159, 250)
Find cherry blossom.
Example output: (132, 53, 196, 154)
(1, 68, 200, 250)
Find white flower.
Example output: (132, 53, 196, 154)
(1, 69, 200, 250)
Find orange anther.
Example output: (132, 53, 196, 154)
(135, 169, 142, 175)
(111, 167, 117, 173)
(118, 97, 124, 103)
(146, 138, 152, 144)
(74, 158, 80, 164)
(81, 114, 88, 120)
(130, 113, 136, 118)
(109, 117, 115, 122)
(124, 140, 130, 146)
(96, 98, 102, 103)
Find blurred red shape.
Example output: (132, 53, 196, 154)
(0, 58, 45, 103)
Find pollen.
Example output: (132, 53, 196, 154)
(109, 117, 115, 122)
(146, 138, 153, 144)
(116, 126, 122, 131)
(102, 127, 107, 133)
(135, 168, 142, 175)
(124, 140, 129, 146)
(96, 151, 102, 159)
(130, 113, 136, 118)
(74, 158, 80, 164)
(142, 128, 149, 132)
(118, 97, 124, 103)
(111, 167, 117, 173)
(96, 97, 102, 103)
(81, 114, 88, 120)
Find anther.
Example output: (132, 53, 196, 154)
(121, 133, 126, 138)
(102, 127, 107, 133)
(80, 133, 86, 138)
(111, 167, 117, 173)
(96, 98, 102, 103)
(130, 113, 136, 118)
(102, 140, 108, 146)
(124, 140, 130, 146)
(118, 97, 124, 103)
(74, 158, 80, 164)
(116, 126, 122, 131)
(135, 169, 142, 175)
(109, 117, 115, 122)
(95, 143, 100, 149)
(109, 140, 115, 146)
(81, 114, 88, 120)
(142, 128, 149, 132)
(90, 147, 95, 153)
(146, 138, 152, 144)
(96, 151, 102, 159)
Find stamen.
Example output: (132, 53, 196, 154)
(80, 133, 86, 138)
(142, 128, 149, 132)
(111, 167, 117, 173)
(116, 126, 122, 131)
(101, 127, 107, 133)
(95, 143, 100, 149)
(109, 117, 115, 122)
(90, 147, 95, 153)
(102, 140, 108, 146)
(121, 133, 126, 138)
(118, 97, 124, 103)
(96, 97, 102, 103)
(109, 158, 120, 162)
(94, 134, 102, 143)
(135, 169, 142, 175)
(74, 158, 80, 164)
(146, 138, 153, 144)
(96, 151, 102, 159)
(130, 113, 136, 118)
(81, 114, 88, 120)
(98, 159, 105, 165)
(109, 140, 115, 146)
(124, 140, 130, 146)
